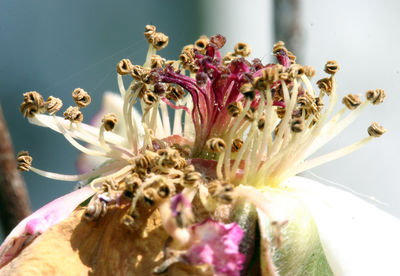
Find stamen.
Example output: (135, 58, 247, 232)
(72, 88, 91, 108)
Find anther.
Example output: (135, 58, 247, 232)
(317, 77, 334, 95)
(166, 85, 185, 102)
(288, 64, 305, 79)
(240, 83, 255, 99)
(324, 60, 340, 75)
(227, 102, 243, 117)
(194, 35, 209, 54)
(245, 107, 256, 121)
(206, 138, 226, 153)
(143, 91, 159, 106)
(342, 94, 362, 110)
(368, 122, 386, 138)
(258, 116, 265, 130)
(17, 151, 32, 172)
(231, 138, 243, 152)
(183, 171, 201, 186)
(272, 41, 287, 54)
(291, 118, 305, 133)
(72, 88, 91, 108)
(150, 55, 165, 69)
(44, 96, 63, 115)
(20, 91, 45, 118)
(117, 59, 133, 75)
(131, 65, 149, 81)
(84, 196, 106, 221)
(209, 34, 226, 49)
(222, 52, 237, 66)
(102, 113, 118, 131)
(234, 42, 252, 57)
(303, 65, 316, 78)
(253, 77, 268, 91)
(63, 106, 83, 123)
(152, 32, 169, 50)
(144, 25, 157, 41)
(153, 82, 168, 95)
(366, 89, 386, 105)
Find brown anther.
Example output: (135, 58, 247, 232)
(104, 178, 119, 190)
(20, 91, 45, 118)
(72, 88, 91, 108)
(342, 94, 362, 110)
(44, 96, 63, 115)
(206, 138, 226, 153)
(368, 122, 386, 138)
(222, 52, 237, 66)
(166, 85, 185, 102)
(324, 60, 339, 75)
(303, 65, 316, 78)
(130, 65, 149, 81)
(102, 113, 118, 131)
(17, 151, 32, 172)
(144, 25, 157, 41)
(291, 118, 305, 133)
(227, 101, 243, 117)
(253, 76, 269, 91)
(287, 51, 297, 64)
(84, 196, 106, 221)
(63, 106, 83, 123)
(123, 174, 141, 198)
(152, 32, 169, 50)
(245, 107, 256, 121)
(150, 55, 165, 69)
(121, 214, 136, 230)
(276, 107, 286, 119)
(262, 66, 279, 83)
(143, 91, 158, 105)
(258, 116, 265, 130)
(157, 148, 181, 168)
(157, 182, 175, 198)
(272, 41, 286, 54)
(288, 64, 305, 79)
(231, 138, 243, 152)
(209, 180, 234, 204)
(234, 42, 252, 57)
(194, 35, 209, 54)
(240, 83, 255, 99)
(143, 187, 161, 206)
(317, 77, 334, 95)
(366, 89, 386, 105)
(210, 34, 226, 49)
(117, 59, 133, 75)
(183, 171, 201, 186)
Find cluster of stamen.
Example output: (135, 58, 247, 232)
(16, 25, 388, 273)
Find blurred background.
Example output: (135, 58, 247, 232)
(0, 0, 399, 240)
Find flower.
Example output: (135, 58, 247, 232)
(1, 25, 399, 275)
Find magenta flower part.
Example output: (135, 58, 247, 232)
(183, 218, 245, 276)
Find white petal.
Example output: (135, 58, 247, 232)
(286, 176, 400, 276)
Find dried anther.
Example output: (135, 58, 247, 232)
(288, 64, 304, 79)
(234, 42, 251, 57)
(166, 85, 185, 102)
(209, 180, 234, 204)
(227, 102, 243, 117)
(206, 138, 226, 153)
(317, 77, 334, 95)
(72, 88, 91, 108)
(324, 60, 339, 75)
(258, 116, 265, 130)
(194, 35, 209, 53)
(44, 96, 63, 115)
(131, 65, 150, 81)
(231, 138, 243, 152)
(117, 59, 133, 75)
(63, 106, 83, 123)
(144, 25, 169, 50)
(150, 55, 165, 69)
(291, 118, 305, 133)
(368, 122, 386, 137)
(303, 65, 316, 78)
(102, 113, 118, 131)
(143, 91, 159, 106)
(17, 151, 32, 172)
(20, 91, 44, 118)
(84, 196, 107, 221)
(342, 94, 362, 110)
(183, 171, 201, 186)
(366, 89, 386, 105)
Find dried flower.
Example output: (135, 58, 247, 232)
(1, 25, 399, 276)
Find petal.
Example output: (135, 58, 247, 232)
(286, 176, 400, 276)
(0, 186, 94, 267)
